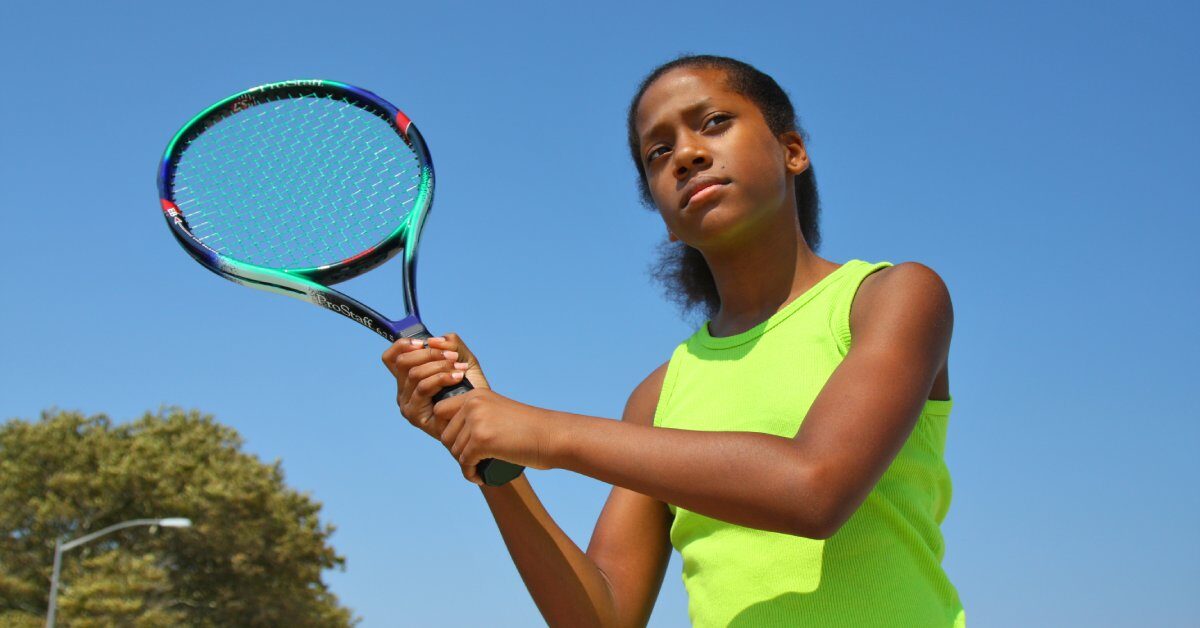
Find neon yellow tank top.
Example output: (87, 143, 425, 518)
(653, 259, 965, 627)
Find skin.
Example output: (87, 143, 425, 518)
(380, 66, 952, 627)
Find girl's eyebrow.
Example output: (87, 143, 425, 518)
(639, 97, 716, 144)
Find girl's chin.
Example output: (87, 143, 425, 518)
(681, 207, 783, 248)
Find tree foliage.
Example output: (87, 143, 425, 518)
(0, 408, 358, 626)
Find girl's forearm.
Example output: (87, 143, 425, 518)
(478, 474, 617, 627)
(547, 412, 819, 537)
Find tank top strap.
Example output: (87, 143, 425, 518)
(829, 260, 894, 356)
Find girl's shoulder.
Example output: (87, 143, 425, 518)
(622, 361, 671, 426)
(856, 262, 950, 307)
(850, 261, 953, 346)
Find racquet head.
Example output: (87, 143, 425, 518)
(158, 79, 433, 340)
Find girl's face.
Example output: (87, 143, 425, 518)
(634, 67, 808, 251)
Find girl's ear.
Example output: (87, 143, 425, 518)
(780, 130, 810, 175)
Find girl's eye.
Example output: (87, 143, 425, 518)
(703, 114, 731, 130)
(647, 145, 670, 163)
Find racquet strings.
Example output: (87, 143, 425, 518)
(170, 94, 422, 271)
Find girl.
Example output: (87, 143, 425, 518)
(382, 55, 965, 627)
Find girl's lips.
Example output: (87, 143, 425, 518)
(683, 182, 726, 209)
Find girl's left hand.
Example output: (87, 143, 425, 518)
(429, 388, 567, 485)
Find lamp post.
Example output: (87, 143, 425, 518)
(46, 517, 192, 628)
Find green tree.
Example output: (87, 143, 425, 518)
(0, 408, 358, 626)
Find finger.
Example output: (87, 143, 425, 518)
(461, 461, 483, 487)
(381, 338, 415, 376)
(391, 346, 454, 376)
(394, 347, 439, 426)
(451, 423, 483, 486)
(438, 401, 466, 449)
(449, 404, 474, 462)
(383, 336, 435, 367)
(407, 358, 466, 392)
(398, 386, 433, 429)
(427, 333, 476, 365)
(407, 336, 444, 351)
(438, 403, 482, 487)
(415, 371, 467, 432)
(404, 356, 467, 405)
(461, 448, 484, 487)
(432, 387, 474, 424)
(398, 360, 464, 427)
(428, 333, 494, 390)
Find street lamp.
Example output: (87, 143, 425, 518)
(46, 517, 192, 628)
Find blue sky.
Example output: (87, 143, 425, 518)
(1, 1, 1196, 625)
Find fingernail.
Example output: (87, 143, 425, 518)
(409, 339, 423, 347)
(451, 371, 464, 380)
(443, 350, 459, 360)
(454, 362, 469, 370)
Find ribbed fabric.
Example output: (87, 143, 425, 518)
(653, 260, 965, 627)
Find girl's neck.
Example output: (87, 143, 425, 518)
(704, 221, 839, 337)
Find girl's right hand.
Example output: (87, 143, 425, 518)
(380, 333, 491, 436)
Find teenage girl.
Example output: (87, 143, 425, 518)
(381, 55, 965, 627)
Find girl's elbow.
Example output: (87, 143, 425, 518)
(791, 510, 844, 540)
(789, 464, 854, 540)
(799, 515, 846, 540)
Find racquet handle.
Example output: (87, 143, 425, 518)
(414, 336, 525, 487)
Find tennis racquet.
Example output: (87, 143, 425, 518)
(157, 79, 524, 487)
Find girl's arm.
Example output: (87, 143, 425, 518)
(480, 366, 673, 628)
(382, 341, 673, 627)
(435, 262, 953, 539)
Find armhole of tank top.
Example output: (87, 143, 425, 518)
(831, 261, 894, 356)
(652, 343, 686, 428)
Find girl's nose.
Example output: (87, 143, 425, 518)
(673, 145, 712, 180)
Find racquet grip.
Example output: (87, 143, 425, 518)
(427, 358, 525, 487)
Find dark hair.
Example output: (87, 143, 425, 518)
(626, 55, 822, 319)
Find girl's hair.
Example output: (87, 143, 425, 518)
(625, 55, 822, 319)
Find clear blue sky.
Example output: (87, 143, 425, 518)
(2, 1, 1196, 625)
